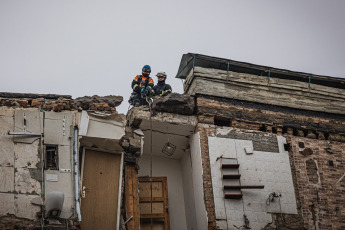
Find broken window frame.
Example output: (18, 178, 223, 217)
(45, 145, 59, 170)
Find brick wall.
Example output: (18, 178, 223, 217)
(197, 125, 217, 229)
(288, 136, 345, 229)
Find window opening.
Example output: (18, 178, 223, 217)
(45, 145, 58, 170)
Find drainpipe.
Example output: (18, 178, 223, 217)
(74, 127, 82, 221)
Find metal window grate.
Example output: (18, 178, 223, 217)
(45, 145, 58, 170)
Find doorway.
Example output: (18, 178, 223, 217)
(81, 149, 122, 230)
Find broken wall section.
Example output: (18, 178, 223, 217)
(0, 92, 123, 113)
(289, 137, 345, 230)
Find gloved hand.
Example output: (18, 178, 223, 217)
(141, 88, 149, 95)
(135, 86, 142, 94)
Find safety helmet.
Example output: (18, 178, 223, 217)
(156, 72, 167, 78)
(142, 65, 151, 73)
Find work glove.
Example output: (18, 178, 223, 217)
(135, 86, 142, 94)
(141, 88, 149, 96)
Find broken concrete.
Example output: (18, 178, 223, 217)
(127, 106, 198, 129)
(152, 93, 195, 115)
(75, 95, 123, 110)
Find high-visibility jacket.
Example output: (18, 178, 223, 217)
(131, 75, 154, 95)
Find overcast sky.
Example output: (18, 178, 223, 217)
(1, 1, 344, 114)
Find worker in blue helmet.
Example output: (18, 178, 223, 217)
(129, 65, 155, 107)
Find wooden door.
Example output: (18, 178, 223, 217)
(81, 150, 121, 230)
(139, 177, 169, 230)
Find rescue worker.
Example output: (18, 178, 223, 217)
(129, 65, 155, 107)
(153, 72, 172, 96)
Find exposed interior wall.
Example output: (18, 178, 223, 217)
(189, 132, 208, 230)
(0, 108, 77, 226)
(0, 108, 41, 223)
(199, 125, 299, 230)
(289, 136, 345, 229)
(138, 155, 188, 230)
(43, 111, 75, 219)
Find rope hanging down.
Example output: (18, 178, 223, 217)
(145, 96, 154, 230)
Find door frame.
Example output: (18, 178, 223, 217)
(80, 147, 124, 230)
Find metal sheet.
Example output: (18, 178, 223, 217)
(14, 109, 43, 143)
(44, 112, 73, 146)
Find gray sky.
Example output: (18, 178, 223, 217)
(1, 0, 344, 114)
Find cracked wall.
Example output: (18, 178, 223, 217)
(0, 108, 41, 222)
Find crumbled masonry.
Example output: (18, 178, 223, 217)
(152, 93, 195, 115)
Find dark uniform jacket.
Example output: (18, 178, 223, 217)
(153, 80, 172, 96)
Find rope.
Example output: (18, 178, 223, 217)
(145, 96, 154, 230)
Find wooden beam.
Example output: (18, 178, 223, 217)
(125, 164, 140, 230)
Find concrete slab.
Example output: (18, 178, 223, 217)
(44, 112, 73, 146)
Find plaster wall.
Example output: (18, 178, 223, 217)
(181, 151, 197, 230)
(0, 108, 41, 220)
(0, 108, 77, 221)
(138, 155, 188, 230)
(44, 111, 75, 219)
(208, 130, 297, 230)
(190, 132, 208, 230)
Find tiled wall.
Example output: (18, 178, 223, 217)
(207, 128, 297, 230)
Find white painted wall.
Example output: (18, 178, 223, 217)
(208, 133, 297, 230)
(44, 112, 75, 219)
(138, 155, 188, 230)
(180, 151, 197, 230)
(189, 132, 208, 230)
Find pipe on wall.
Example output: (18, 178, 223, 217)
(74, 127, 82, 221)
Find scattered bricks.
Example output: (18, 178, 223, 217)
(328, 134, 345, 142)
(306, 130, 316, 139)
(276, 126, 283, 135)
(0, 93, 121, 114)
(300, 148, 313, 156)
(286, 127, 294, 135)
(31, 99, 44, 107)
(317, 131, 326, 140)
(297, 130, 305, 137)
(17, 100, 28, 107)
(41, 105, 53, 111)
(266, 125, 273, 133)
(52, 104, 59, 112)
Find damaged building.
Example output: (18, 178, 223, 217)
(1, 53, 345, 230)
